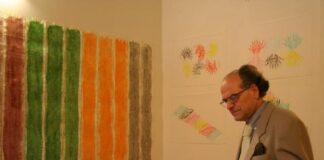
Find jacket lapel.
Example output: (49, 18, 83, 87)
(244, 103, 275, 160)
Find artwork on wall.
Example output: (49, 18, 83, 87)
(229, 14, 312, 80)
(180, 42, 219, 77)
(0, 16, 152, 160)
(175, 106, 221, 140)
(248, 40, 266, 68)
(248, 33, 303, 70)
(170, 33, 228, 87)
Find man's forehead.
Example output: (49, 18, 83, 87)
(221, 74, 242, 91)
(224, 73, 241, 85)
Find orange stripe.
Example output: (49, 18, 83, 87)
(98, 37, 113, 160)
(114, 39, 128, 160)
(81, 32, 97, 160)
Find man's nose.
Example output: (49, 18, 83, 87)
(226, 102, 235, 110)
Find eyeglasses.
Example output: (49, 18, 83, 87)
(220, 87, 249, 107)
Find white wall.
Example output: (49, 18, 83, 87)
(163, 0, 324, 159)
(0, 0, 162, 159)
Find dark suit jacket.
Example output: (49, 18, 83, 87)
(236, 103, 313, 160)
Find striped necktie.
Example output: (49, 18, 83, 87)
(239, 124, 253, 160)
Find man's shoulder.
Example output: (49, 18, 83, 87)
(268, 103, 305, 127)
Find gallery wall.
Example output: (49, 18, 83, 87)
(162, 0, 324, 159)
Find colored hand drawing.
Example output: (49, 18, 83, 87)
(179, 42, 219, 77)
(283, 34, 303, 66)
(182, 62, 193, 77)
(248, 40, 265, 68)
(265, 53, 283, 69)
(175, 106, 221, 140)
(283, 34, 302, 50)
(195, 44, 205, 62)
(205, 60, 217, 74)
(246, 33, 304, 69)
(284, 50, 303, 66)
(181, 47, 193, 60)
(192, 62, 204, 75)
(249, 40, 265, 55)
(207, 42, 217, 58)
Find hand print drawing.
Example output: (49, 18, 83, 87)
(179, 42, 220, 77)
(246, 33, 304, 70)
(249, 40, 265, 54)
(265, 53, 283, 69)
(283, 34, 303, 66)
(248, 40, 265, 68)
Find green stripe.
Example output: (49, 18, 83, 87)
(64, 29, 80, 160)
(26, 21, 44, 160)
(45, 25, 63, 160)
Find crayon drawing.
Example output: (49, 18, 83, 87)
(179, 42, 220, 78)
(175, 106, 221, 140)
(248, 40, 265, 68)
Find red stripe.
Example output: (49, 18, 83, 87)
(3, 17, 25, 160)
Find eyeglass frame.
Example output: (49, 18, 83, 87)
(220, 87, 250, 107)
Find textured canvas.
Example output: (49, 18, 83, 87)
(0, 16, 152, 160)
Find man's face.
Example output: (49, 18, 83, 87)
(220, 74, 257, 122)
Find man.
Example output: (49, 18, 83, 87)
(220, 64, 313, 160)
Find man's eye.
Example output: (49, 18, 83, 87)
(229, 95, 238, 101)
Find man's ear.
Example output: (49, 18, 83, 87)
(250, 84, 260, 98)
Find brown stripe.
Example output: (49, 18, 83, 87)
(128, 41, 140, 160)
(141, 45, 152, 160)
(0, 18, 5, 160)
(3, 17, 25, 160)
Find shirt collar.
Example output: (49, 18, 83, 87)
(246, 101, 269, 128)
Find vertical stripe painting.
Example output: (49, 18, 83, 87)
(3, 17, 25, 160)
(98, 36, 113, 160)
(0, 17, 5, 160)
(114, 39, 129, 160)
(26, 20, 44, 160)
(141, 45, 152, 160)
(128, 41, 140, 160)
(81, 32, 97, 160)
(45, 25, 64, 160)
(64, 29, 81, 160)
(0, 16, 153, 160)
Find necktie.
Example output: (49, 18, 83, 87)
(239, 124, 253, 160)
